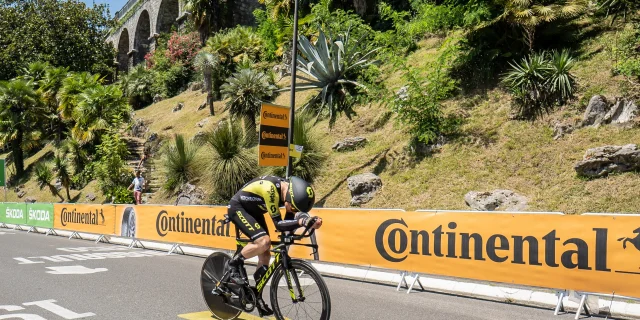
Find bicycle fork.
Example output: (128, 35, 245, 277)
(282, 256, 305, 303)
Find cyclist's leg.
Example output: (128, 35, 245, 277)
(252, 213, 271, 270)
(227, 203, 271, 269)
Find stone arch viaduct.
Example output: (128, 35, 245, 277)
(106, 0, 260, 73)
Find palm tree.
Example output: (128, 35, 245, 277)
(58, 72, 101, 121)
(0, 79, 44, 177)
(18, 62, 50, 83)
(53, 155, 72, 201)
(60, 132, 89, 175)
(72, 85, 131, 144)
(220, 68, 277, 128)
(495, 0, 589, 52)
(162, 134, 202, 192)
(119, 65, 154, 109)
(184, 0, 221, 44)
(271, 112, 326, 182)
(206, 119, 258, 200)
(39, 66, 70, 142)
(194, 51, 223, 115)
(34, 162, 65, 202)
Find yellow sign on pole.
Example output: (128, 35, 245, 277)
(259, 103, 290, 166)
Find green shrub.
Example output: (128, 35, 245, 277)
(206, 26, 265, 67)
(271, 113, 326, 182)
(119, 65, 154, 109)
(162, 134, 202, 193)
(206, 119, 258, 200)
(112, 185, 135, 204)
(391, 37, 464, 144)
(94, 129, 132, 199)
(611, 26, 640, 79)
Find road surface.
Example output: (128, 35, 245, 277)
(0, 229, 626, 319)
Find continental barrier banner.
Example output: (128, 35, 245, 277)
(26, 203, 54, 228)
(53, 204, 115, 235)
(306, 209, 640, 298)
(0, 202, 27, 225)
(115, 205, 238, 249)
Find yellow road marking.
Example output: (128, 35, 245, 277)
(177, 311, 282, 320)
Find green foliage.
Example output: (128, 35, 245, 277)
(271, 113, 326, 182)
(611, 26, 640, 79)
(254, 9, 281, 61)
(502, 50, 577, 119)
(220, 68, 277, 127)
(206, 27, 266, 67)
(162, 134, 202, 193)
(295, 26, 380, 127)
(119, 65, 155, 109)
(206, 120, 258, 200)
(94, 129, 132, 200)
(0, 79, 45, 176)
(493, 0, 588, 51)
(112, 185, 135, 204)
(0, 0, 114, 80)
(597, 0, 640, 24)
(58, 72, 102, 121)
(391, 37, 463, 144)
(73, 85, 131, 144)
(34, 161, 64, 201)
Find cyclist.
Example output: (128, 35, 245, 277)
(226, 175, 322, 315)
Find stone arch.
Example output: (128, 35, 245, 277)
(117, 29, 130, 72)
(134, 10, 151, 66)
(156, 0, 180, 34)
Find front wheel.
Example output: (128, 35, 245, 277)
(269, 260, 331, 320)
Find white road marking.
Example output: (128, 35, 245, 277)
(14, 250, 166, 265)
(56, 247, 130, 253)
(0, 314, 46, 319)
(22, 300, 94, 319)
(45, 266, 108, 275)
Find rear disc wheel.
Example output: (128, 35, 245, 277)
(200, 252, 242, 320)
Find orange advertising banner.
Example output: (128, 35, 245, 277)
(305, 209, 640, 298)
(53, 204, 116, 235)
(114, 205, 239, 249)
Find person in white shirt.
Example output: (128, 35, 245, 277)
(127, 171, 146, 205)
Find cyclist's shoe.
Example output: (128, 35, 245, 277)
(227, 258, 247, 286)
(257, 298, 274, 317)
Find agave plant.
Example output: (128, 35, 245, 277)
(502, 50, 578, 119)
(162, 134, 202, 193)
(548, 49, 577, 102)
(271, 112, 326, 182)
(294, 26, 379, 128)
(206, 119, 258, 200)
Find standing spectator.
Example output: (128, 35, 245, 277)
(128, 170, 146, 205)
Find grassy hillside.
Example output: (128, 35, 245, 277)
(8, 26, 640, 214)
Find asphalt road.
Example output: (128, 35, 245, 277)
(0, 229, 626, 320)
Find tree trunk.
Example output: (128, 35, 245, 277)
(56, 114, 65, 143)
(525, 26, 535, 52)
(204, 68, 214, 115)
(11, 130, 24, 177)
(66, 186, 71, 201)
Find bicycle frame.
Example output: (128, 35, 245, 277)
(232, 226, 318, 302)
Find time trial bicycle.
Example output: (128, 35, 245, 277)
(200, 215, 331, 320)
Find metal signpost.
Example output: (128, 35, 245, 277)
(285, 0, 300, 179)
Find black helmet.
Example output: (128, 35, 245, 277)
(285, 176, 315, 212)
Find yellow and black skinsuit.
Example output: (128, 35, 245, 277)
(227, 175, 300, 241)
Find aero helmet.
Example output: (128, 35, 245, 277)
(285, 176, 315, 212)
